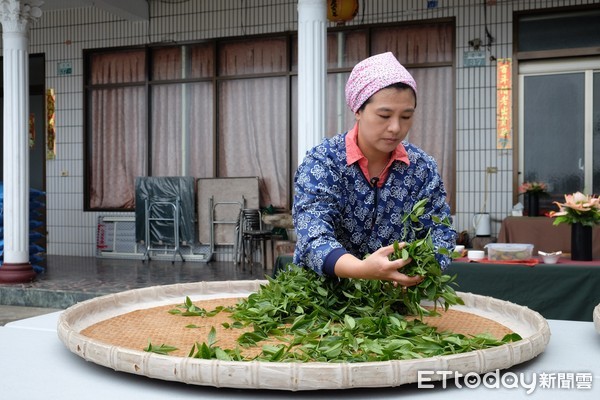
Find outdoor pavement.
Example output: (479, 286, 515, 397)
(0, 255, 271, 325)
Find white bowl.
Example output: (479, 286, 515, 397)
(539, 251, 561, 264)
(467, 250, 485, 261)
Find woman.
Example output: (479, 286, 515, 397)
(292, 52, 456, 287)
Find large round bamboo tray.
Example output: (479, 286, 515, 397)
(57, 280, 550, 391)
(594, 303, 600, 334)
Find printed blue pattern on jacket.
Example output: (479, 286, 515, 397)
(292, 132, 456, 275)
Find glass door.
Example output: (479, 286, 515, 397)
(594, 71, 600, 193)
(519, 58, 600, 199)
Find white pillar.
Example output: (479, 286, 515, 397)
(0, 0, 43, 283)
(297, 0, 327, 166)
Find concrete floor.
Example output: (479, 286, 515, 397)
(0, 254, 273, 325)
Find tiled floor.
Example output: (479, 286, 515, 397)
(0, 255, 273, 310)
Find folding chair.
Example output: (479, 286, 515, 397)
(238, 208, 274, 271)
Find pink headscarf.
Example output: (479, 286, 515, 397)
(345, 52, 417, 113)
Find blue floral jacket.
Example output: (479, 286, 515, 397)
(292, 132, 456, 276)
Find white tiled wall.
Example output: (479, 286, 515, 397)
(23, 0, 599, 256)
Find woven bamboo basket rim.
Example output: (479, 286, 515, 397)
(594, 303, 600, 334)
(57, 280, 551, 391)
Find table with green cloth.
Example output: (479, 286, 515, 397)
(274, 254, 600, 322)
(447, 258, 600, 322)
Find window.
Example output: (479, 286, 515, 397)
(517, 9, 600, 52)
(150, 44, 214, 179)
(519, 58, 600, 197)
(216, 38, 289, 207)
(85, 21, 455, 211)
(516, 7, 600, 207)
(86, 49, 148, 209)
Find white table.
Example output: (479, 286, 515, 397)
(1, 312, 599, 400)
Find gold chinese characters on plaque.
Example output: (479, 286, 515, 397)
(496, 59, 512, 149)
(47, 88, 56, 160)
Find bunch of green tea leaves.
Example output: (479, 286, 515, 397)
(152, 268, 520, 362)
(187, 327, 244, 361)
(223, 265, 521, 362)
(383, 198, 464, 319)
(168, 296, 229, 317)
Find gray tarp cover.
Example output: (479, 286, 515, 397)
(134, 177, 196, 244)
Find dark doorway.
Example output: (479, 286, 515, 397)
(0, 53, 46, 191)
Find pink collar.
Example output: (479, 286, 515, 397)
(345, 123, 410, 186)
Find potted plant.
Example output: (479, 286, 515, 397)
(518, 181, 548, 217)
(550, 192, 600, 261)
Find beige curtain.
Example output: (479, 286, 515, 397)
(217, 39, 289, 208)
(326, 72, 355, 137)
(152, 84, 183, 176)
(218, 77, 288, 207)
(90, 48, 215, 209)
(370, 23, 454, 65)
(150, 82, 213, 177)
(150, 47, 214, 178)
(325, 31, 367, 137)
(188, 82, 214, 178)
(408, 67, 455, 205)
(89, 50, 147, 209)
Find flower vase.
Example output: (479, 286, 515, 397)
(571, 222, 592, 261)
(527, 192, 539, 217)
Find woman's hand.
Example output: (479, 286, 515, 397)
(334, 243, 423, 287)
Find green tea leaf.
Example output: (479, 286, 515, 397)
(344, 314, 356, 330)
(144, 341, 178, 355)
